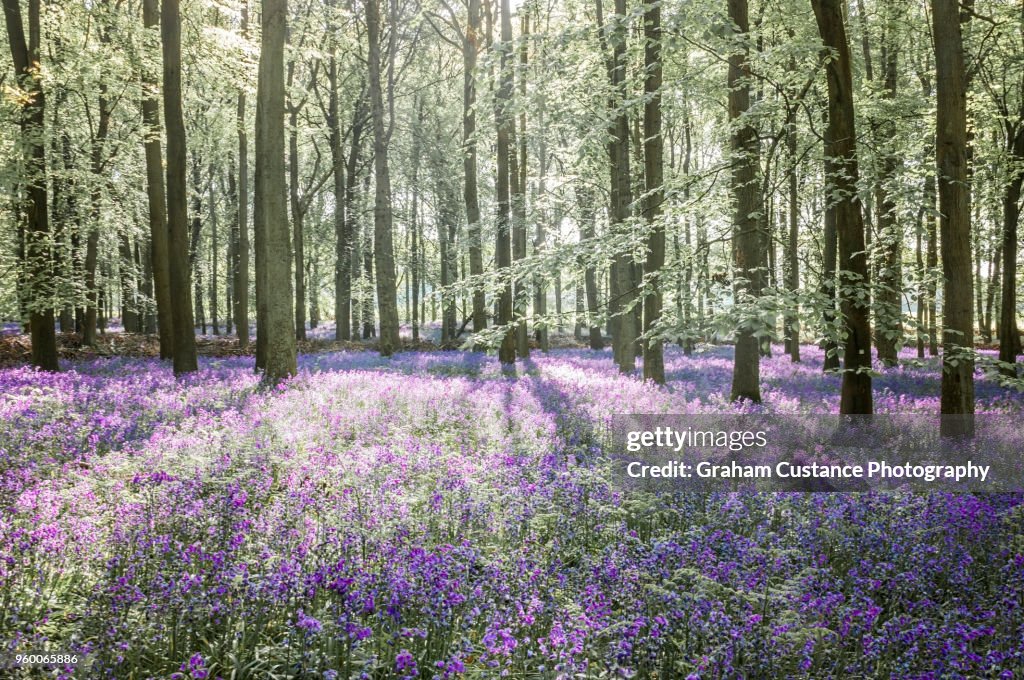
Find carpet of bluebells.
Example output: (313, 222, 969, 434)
(1, 344, 1023, 679)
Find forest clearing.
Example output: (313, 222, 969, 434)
(3, 0, 1024, 675)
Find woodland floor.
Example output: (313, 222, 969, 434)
(1, 342, 1022, 678)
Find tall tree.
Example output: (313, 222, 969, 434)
(598, 0, 637, 373)
(463, 0, 486, 337)
(932, 0, 973, 424)
(784, 108, 800, 363)
(140, 0, 174, 359)
(365, 0, 401, 356)
(642, 0, 665, 385)
(997, 104, 1023, 374)
(233, 2, 251, 348)
(576, 183, 604, 350)
(495, 0, 516, 366)
(161, 0, 198, 374)
(3, 0, 58, 370)
(254, 0, 297, 382)
(873, 6, 903, 367)
(511, 9, 529, 358)
(812, 0, 872, 414)
(728, 0, 763, 402)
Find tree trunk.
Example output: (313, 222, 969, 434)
(932, 0, 974, 426)
(812, 0, 872, 414)
(289, 107, 306, 341)
(209, 169, 219, 335)
(495, 0, 516, 366)
(161, 0, 198, 373)
(642, 1, 665, 385)
(728, 0, 763, 403)
(365, 0, 400, 355)
(141, 0, 174, 358)
(599, 0, 636, 373)
(254, 0, 297, 383)
(874, 32, 902, 367)
(511, 11, 529, 358)
(785, 113, 800, 362)
(463, 0, 486, 337)
(3, 0, 58, 370)
(234, 2, 250, 348)
(821, 138, 840, 373)
(190, 156, 206, 335)
(998, 118, 1023, 373)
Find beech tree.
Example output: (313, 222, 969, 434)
(254, 0, 297, 383)
(812, 0, 873, 414)
(932, 0, 974, 422)
(161, 0, 198, 374)
(728, 0, 764, 402)
(3, 0, 58, 371)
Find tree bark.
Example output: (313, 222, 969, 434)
(575, 184, 604, 350)
(255, 0, 297, 383)
(161, 0, 198, 373)
(234, 2, 250, 348)
(932, 0, 974, 425)
(873, 13, 902, 367)
(209, 169, 219, 335)
(141, 0, 174, 358)
(599, 0, 637, 373)
(998, 117, 1023, 373)
(511, 11, 529, 358)
(463, 0, 486, 337)
(728, 0, 764, 403)
(785, 112, 800, 362)
(812, 0, 873, 413)
(495, 0, 516, 366)
(365, 0, 401, 355)
(289, 106, 306, 341)
(642, 1, 665, 385)
(189, 155, 206, 335)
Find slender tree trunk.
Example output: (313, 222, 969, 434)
(821, 139, 841, 373)
(511, 11, 529, 358)
(494, 0, 516, 366)
(728, 0, 763, 402)
(254, 0, 297, 383)
(365, 0, 400, 355)
(925, 164, 939, 356)
(209, 169, 219, 335)
(190, 156, 206, 335)
(598, 0, 636, 373)
(161, 0, 198, 373)
(998, 118, 1023, 373)
(932, 0, 973, 426)
(576, 184, 604, 350)
(3, 0, 58, 370)
(915, 199, 926, 358)
(119, 234, 139, 332)
(141, 0, 174, 358)
(642, 1, 665, 385)
(234, 2, 250, 348)
(410, 99, 424, 343)
(463, 0, 486, 337)
(785, 113, 800, 362)
(812, 0, 872, 413)
(682, 118, 696, 355)
(226, 165, 235, 336)
(873, 44, 902, 366)
(289, 107, 306, 341)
